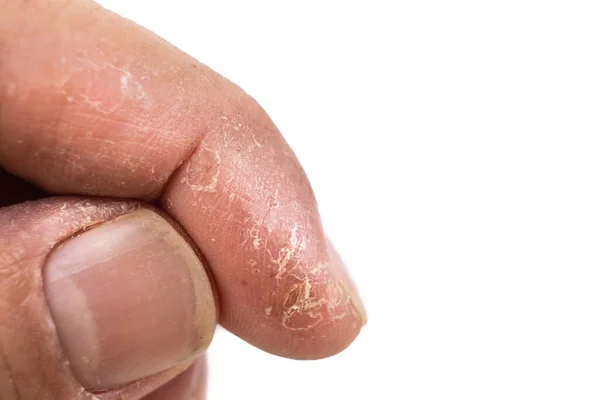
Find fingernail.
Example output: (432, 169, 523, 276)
(327, 239, 368, 326)
(44, 209, 216, 391)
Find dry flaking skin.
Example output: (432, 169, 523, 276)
(1, 0, 366, 362)
(274, 248, 363, 333)
(236, 207, 364, 334)
(164, 97, 366, 357)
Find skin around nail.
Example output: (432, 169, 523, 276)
(44, 209, 216, 390)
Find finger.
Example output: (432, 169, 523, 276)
(142, 356, 207, 400)
(0, 198, 216, 398)
(0, 0, 366, 358)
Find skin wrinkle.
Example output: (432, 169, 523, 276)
(67, 100, 204, 198)
(158, 88, 270, 207)
(142, 70, 227, 202)
(0, 240, 50, 400)
(0, 334, 20, 400)
(17, 52, 223, 202)
(1, 8, 222, 198)
(158, 130, 208, 201)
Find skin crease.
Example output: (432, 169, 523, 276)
(0, 0, 366, 398)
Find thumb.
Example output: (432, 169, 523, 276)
(0, 198, 216, 399)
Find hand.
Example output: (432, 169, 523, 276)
(0, 1, 366, 399)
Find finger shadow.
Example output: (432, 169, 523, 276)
(0, 168, 49, 207)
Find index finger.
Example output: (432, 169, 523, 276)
(0, 0, 366, 358)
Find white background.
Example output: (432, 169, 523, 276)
(98, 1, 600, 399)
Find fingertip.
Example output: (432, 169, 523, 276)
(225, 238, 366, 360)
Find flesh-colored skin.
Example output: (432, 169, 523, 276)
(143, 357, 207, 400)
(0, 0, 366, 398)
(0, 199, 199, 399)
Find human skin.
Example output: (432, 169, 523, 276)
(0, 1, 366, 399)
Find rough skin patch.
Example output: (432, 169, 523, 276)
(277, 268, 358, 331)
(180, 146, 221, 194)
